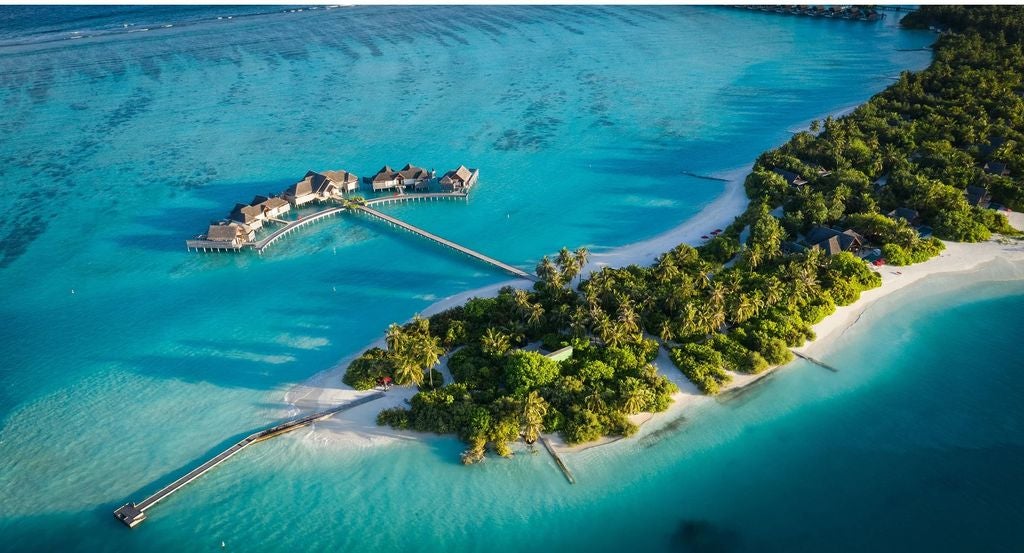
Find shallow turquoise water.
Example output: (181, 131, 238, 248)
(7, 6, 1013, 552)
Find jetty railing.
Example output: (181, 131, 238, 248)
(114, 392, 385, 528)
(353, 204, 537, 281)
(186, 192, 472, 254)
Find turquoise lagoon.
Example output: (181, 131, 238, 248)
(4, 5, 1018, 552)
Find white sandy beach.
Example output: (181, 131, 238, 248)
(281, 170, 1024, 454)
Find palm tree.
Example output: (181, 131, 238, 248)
(573, 247, 590, 286)
(658, 319, 675, 342)
(521, 390, 548, 444)
(569, 306, 589, 338)
(732, 294, 756, 324)
(585, 389, 606, 412)
(527, 303, 545, 327)
(481, 327, 511, 357)
(386, 317, 443, 388)
(556, 247, 577, 283)
(622, 388, 646, 415)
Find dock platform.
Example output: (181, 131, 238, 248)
(114, 392, 384, 528)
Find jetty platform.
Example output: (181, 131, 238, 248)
(114, 392, 384, 529)
(353, 204, 537, 281)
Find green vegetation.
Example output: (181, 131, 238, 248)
(348, 6, 1024, 464)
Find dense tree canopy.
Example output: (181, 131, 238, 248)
(361, 6, 1024, 464)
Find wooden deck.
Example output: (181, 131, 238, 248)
(186, 192, 471, 254)
(114, 392, 385, 528)
(353, 204, 536, 281)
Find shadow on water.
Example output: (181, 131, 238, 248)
(638, 412, 689, 450)
(669, 519, 742, 553)
(113, 339, 316, 390)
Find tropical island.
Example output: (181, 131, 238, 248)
(322, 6, 1024, 466)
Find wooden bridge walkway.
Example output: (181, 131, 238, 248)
(353, 204, 537, 281)
(187, 192, 471, 254)
(114, 393, 385, 528)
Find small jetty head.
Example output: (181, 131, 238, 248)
(113, 503, 147, 528)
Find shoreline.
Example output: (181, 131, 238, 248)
(278, 137, 1024, 457)
(282, 161, 1024, 455)
(278, 164, 751, 447)
(576, 230, 1024, 455)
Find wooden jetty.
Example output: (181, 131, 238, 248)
(791, 350, 839, 372)
(539, 435, 576, 484)
(185, 192, 471, 254)
(252, 206, 346, 253)
(354, 204, 537, 281)
(114, 392, 385, 528)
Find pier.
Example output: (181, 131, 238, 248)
(186, 192, 472, 254)
(791, 350, 839, 372)
(114, 393, 384, 528)
(353, 204, 536, 281)
(539, 435, 576, 484)
(252, 206, 347, 253)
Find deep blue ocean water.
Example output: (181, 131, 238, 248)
(4, 6, 1017, 552)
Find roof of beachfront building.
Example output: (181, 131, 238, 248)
(984, 161, 1009, 176)
(965, 185, 991, 207)
(772, 168, 807, 186)
(806, 226, 862, 253)
(887, 207, 920, 222)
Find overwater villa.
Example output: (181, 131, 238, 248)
(205, 222, 254, 247)
(284, 170, 350, 206)
(439, 165, 479, 192)
(252, 195, 291, 219)
(320, 170, 360, 193)
(228, 203, 265, 231)
(369, 164, 434, 192)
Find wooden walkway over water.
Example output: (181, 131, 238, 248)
(114, 393, 385, 528)
(354, 204, 537, 281)
(186, 192, 471, 254)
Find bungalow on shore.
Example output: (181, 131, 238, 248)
(228, 203, 265, 231)
(983, 161, 1010, 177)
(965, 185, 992, 208)
(805, 226, 865, 256)
(369, 164, 433, 192)
(283, 170, 342, 207)
(439, 165, 479, 192)
(251, 195, 291, 219)
(206, 222, 253, 246)
(773, 168, 808, 187)
(887, 207, 920, 225)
